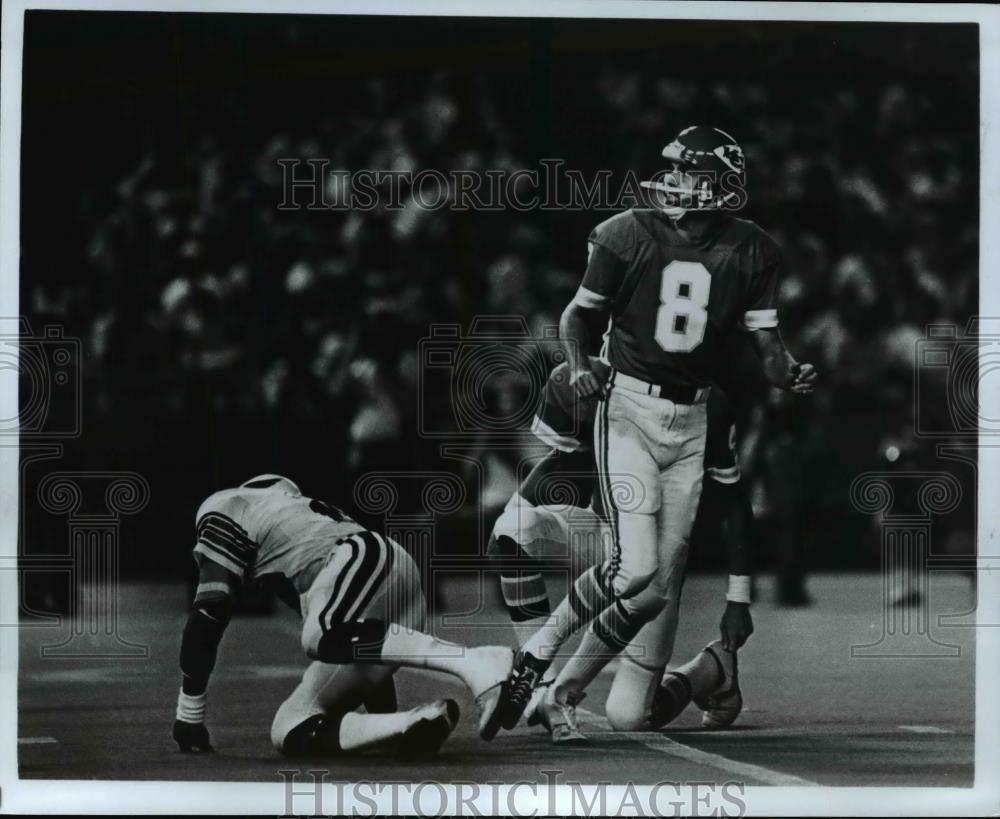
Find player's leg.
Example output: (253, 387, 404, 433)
(605, 558, 686, 731)
(501, 389, 665, 731)
(301, 532, 512, 739)
(515, 507, 610, 744)
(537, 389, 670, 694)
(490, 497, 571, 648)
(272, 661, 460, 757)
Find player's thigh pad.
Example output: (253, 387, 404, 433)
(301, 532, 425, 658)
(655, 448, 704, 568)
(597, 390, 663, 517)
(605, 658, 662, 732)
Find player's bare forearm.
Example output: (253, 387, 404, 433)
(717, 480, 753, 579)
(559, 302, 605, 398)
(708, 479, 755, 649)
(173, 599, 231, 752)
(749, 327, 816, 393)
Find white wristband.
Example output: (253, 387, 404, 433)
(176, 688, 207, 724)
(726, 575, 752, 604)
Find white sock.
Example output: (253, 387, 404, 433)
(379, 628, 470, 679)
(512, 614, 548, 650)
(522, 595, 576, 662)
(338, 710, 414, 753)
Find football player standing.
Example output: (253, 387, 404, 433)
(489, 355, 759, 741)
(172, 475, 513, 756)
(488, 126, 815, 734)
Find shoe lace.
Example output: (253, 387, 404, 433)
(557, 690, 585, 731)
(508, 663, 542, 709)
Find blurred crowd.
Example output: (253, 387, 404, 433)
(26, 21, 977, 572)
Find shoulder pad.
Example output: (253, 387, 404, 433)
(589, 209, 639, 260)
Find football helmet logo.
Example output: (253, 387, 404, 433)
(642, 126, 746, 215)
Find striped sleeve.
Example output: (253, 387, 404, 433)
(193, 512, 257, 577)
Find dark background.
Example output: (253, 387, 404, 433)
(19, 12, 978, 585)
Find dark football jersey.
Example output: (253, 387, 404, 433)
(574, 208, 782, 389)
(531, 357, 737, 483)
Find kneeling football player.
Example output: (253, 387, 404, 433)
(487, 359, 753, 741)
(172, 475, 513, 757)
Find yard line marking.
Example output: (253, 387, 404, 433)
(898, 725, 955, 734)
(18, 736, 58, 745)
(576, 707, 818, 787)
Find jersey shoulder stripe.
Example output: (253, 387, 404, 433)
(195, 511, 258, 571)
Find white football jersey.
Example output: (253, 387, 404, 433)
(193, 488, 367, 593)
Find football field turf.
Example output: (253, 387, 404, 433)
(18, 573, 975, 787)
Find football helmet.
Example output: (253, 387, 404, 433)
(641, 126, 746, 217)
(240, 474, 302, 496)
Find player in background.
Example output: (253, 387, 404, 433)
(172, 475, 513, 756)
(489, 126, 815, 734)
(488, 356, 755, 742)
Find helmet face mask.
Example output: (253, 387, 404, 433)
(240, 474, 302, 497)
(641, 126, 746, 217)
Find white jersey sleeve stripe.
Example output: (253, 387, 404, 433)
(706, 464, 741, 484)
(572, 286, 611, 310)
(743, 308, 778, 330)
(193, 542, 244, 577)
(530, 415, 582, 453)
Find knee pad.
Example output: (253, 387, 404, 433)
(619, 583, 670, 622)
(276, 713, 345, 757)
(314, 619, 388, 664)
(491, 499, 543, 557)
(605, 661, 660, 732)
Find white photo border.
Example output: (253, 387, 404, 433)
(1, 1, 997, 815)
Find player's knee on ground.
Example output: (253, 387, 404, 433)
(605, 661, 660, 732)
(272, 711, 347, 756)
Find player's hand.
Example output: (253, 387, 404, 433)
(719, 601, 753, 650)
(173, 719, 214, 753)
(788, 362, 817, 394)
(569, 367, 604, 399)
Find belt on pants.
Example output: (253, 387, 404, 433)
(610, 371, 711, 404)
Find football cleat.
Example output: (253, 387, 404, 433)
(470, 646, 515, 741)
(492, 650, 552, 733)
(529, 685, 589, 745)
(398, 699, 461, 757)
(694, 642, 743, 729)
(649, 670, 694, 729)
